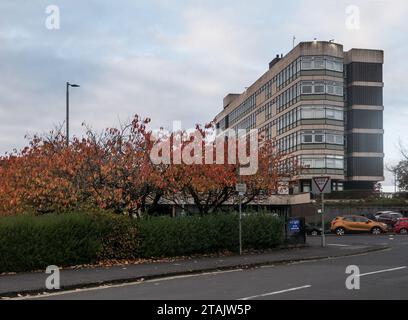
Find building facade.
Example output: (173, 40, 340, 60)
(214, 41, 384, 194)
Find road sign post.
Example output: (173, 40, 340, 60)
(236, 183, 247, 255)
(321, 192, 325, 248)
(312, 177, 331, 248)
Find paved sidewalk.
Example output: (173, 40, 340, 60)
(0, 240, 388, 298)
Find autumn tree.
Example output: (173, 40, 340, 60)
(161, 124, 288, 215)
(0, 116, 164, 216)
(0, 115, 292, 217)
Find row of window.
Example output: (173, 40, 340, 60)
(277, 105, 344, 134)
(275, 58, 301, 90)
(220, 102, 344, 136)
(301, 105, 343, 120)
(276, 155, 344, 178)
(260, 121, 274, 141)
(277, 157, 298, 175)
(277, 82, 301, 112)
(233, 112, 256, 132)
(276, 81, 344, 113)
(275, 56, 343, 91)
(229, 94, 257, 126)
(301, 81, 344, 96)
(301, 155, 344, 170)
(301, 56, 343, 72)
(265, 80, 273, 100)
(301, 130, 344, 145)
(276, 130, 344, 153)
(265, 101, 273, 120)
(217, 117, 228, 131)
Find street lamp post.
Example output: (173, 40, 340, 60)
(66, 82, 80, 146)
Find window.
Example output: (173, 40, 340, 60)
(301, 57, 312, 69)
(326, 84, 334, 95)
(314, 58, 325, 69)
(314, 133, 324, 143)
(335, 135, 344, 144)
(326, 134, 335, 144)
(314, 158, 325, 168)
(301, 82, 313, 94)
(302, 181, 311, 193)
(326, 156, 344, 169)
(301, 108, 313, 119)
(314, 82, 325, 93)
(302, 134, 313, 143)
(326, 81, 343, 96)
(326, 133, 344, 145)
(301, 107, 313, 119)
(333, 181, 344, 191)
(335, 85, 343, 96)
(326, 58, 344, 72)
(326, 109, 335, 119)
(315, 108, 325, 118)
(355, 216, 369, 223)
(326, 60, 335, 71)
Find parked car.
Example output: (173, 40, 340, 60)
(374, 211, 403, 227)
(331, 215, 387, 236)
(305, 223, 322, 236)
(394, 218, 408, 234)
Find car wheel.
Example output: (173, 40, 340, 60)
(399, 228, 408, 235)
(335, 227, 345, 236)
(371, 227, 382, 235)
(311, 230, 318, 236)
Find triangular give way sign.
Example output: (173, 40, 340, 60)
(312, 176, 330, 193)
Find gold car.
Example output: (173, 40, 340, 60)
(331, 215, 387, 235)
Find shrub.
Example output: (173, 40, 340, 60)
(242, 213, 284, 249)
(0, 212, 138, 273)
(0, 212, 284, 272)
(138, 213, 284, 258)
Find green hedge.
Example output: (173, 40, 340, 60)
(0, 212, 284, 273)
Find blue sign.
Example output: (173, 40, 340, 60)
(288, 219, 301, 233)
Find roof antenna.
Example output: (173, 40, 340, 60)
(293, 35, 296, 48)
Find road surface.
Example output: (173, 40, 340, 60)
(22, 235, 408, 300)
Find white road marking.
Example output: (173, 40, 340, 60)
(238, 285, 312, 300)
(5, 269, 244, 300)
(358, 266, 407, 277)
(327, 244, 351, 247)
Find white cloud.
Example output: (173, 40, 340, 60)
(0, 0, 407, 188)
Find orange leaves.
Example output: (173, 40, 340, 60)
(0, 116, 159, 216)
(0, 115, 292, 216)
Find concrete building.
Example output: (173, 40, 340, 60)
(214, 41, 384, 194)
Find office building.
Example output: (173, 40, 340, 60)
(214, 41, 384, 193)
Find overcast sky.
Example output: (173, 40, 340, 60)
(0, 0, 407, 187)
